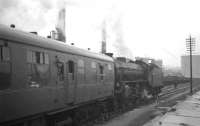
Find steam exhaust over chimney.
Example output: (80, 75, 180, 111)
(101, 20, 107, 54)
(56, 8, 66, 42)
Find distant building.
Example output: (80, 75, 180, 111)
(181, 55, 200, 78)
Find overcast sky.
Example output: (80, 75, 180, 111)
(1, 0, 200, 68)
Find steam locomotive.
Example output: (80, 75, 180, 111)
(0, 24, 163, 126)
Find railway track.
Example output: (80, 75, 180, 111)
(79, 82, 200, 126)
(159, 82, 200, 99)
(159, 85, 189, 98)
(94, 83, 200, 126)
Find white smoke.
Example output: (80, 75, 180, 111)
(0, 0, 72, 36)
(111, 17, 134, 59)
(0, 0, 133, 58)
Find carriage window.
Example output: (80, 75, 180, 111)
(68, 61, 74, 73)
(57, 62, 64, 81)
(32, 51, 36, 63)
(36, 52, 41, 64)
(100, 65, 103, 74)
(99, 65, 104, 80)
(0, 46, 11, 90)
(27, 50, 49, 64)
(0, 46, 10, 61)
(68, 60, 74, 80)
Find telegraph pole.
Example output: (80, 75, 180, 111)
(186, 35, 195, 94)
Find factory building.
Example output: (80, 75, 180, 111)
(181, 55, 200, 78)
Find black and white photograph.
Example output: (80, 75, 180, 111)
(1, 0, 200, 126)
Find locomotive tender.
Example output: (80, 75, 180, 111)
(0, 24, 163, 126)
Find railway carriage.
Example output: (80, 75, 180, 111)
(0, 24, 115, 125)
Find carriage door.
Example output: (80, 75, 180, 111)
(66, 60, 77, 103)
(0, 43, 11, 90)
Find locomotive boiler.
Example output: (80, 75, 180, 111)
(115, 57, 146, 83)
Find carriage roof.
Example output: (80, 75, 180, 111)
(0, 24, 113, 62)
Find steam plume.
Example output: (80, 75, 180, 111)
(0, 0, 70, 36)
(112, 18, 133, 58)
(56, 8, 66, 42)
